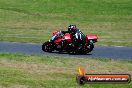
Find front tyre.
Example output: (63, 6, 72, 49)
(42, 41, 54, 52)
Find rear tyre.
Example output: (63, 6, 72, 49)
(83, 42, 94, 54)
(88, 42, 94, 52)
(42, 41, 54, 52)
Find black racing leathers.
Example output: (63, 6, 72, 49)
(61, 29, 86, 49)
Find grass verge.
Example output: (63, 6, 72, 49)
(0, 53, 132, 88)
(0, 0, 132, 46)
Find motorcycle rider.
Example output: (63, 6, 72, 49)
(61, 25, 86, 49)
(50, 24, 86, 50)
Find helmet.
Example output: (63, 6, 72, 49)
(68, 24, 77, 33)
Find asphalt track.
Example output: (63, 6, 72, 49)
(0, 42, 132, 60)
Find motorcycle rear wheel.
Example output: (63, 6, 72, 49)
(83, 42, 94, 54)
(88, 42, 94, 52)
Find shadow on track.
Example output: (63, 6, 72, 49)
(49, 51, 92, 56)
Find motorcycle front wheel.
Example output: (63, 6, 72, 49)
(42, 41, 54, 52)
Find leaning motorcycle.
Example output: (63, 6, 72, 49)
(42, 31, 98, 54)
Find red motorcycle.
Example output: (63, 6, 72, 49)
(42, 31, 98, 54)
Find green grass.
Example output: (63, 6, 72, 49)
(0, 0, 132, 46)
(0, 53, 132, 88)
